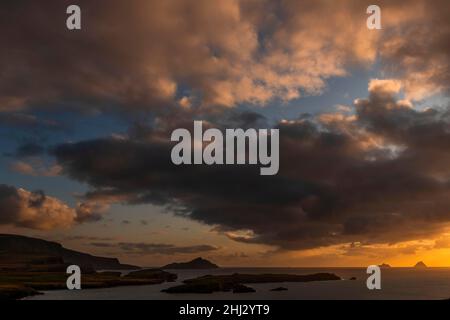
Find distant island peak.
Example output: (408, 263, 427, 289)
(162, 257, 219, 270)
(414, 261, 428, 268)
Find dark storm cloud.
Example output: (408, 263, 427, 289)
(90, 242, 218, 255)
(52, 82, 450, 249)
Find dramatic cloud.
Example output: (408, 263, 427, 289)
(2, 0, 448, 114)
(0, 184, 109, 229)
(0, 185, 75, 230)
(2, 0, 450, 260)
(90, 242, 219, 255)
(52, 79, 450, 250)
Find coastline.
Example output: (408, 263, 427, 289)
(20, 267, 450, 300)
(0, 268, 176, 300)
(1, 269, 342, 300)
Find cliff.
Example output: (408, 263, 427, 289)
(0, 234, 139, 271)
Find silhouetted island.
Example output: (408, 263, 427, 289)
(270, 287, 288, 291)
(414, 261, 428, 268)
(233, 284, 256, 293)
(162, 257, 219, 270)
(379, 263, 392, 268)
(162, 273, 341, 294)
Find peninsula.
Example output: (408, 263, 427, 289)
(0, 234, 178, 300)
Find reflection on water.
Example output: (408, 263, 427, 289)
(27, 267, 450, 300)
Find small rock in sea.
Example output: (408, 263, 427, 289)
(270, 287, 288, 291)
(232, 284, 256, 293)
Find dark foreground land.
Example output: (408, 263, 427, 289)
(0, 268, 177, 300)
(0, 234, 343, 299)
(0, 234, 139, 270)
(162, 272, 341, 294)
(0, 234, 176, 300)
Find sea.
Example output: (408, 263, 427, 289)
(26, 267, 450, 300)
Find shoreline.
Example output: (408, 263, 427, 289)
(1, 270, 343, 300)
(0, 268, 177, 300)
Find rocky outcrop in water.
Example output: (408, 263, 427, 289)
(162, 272, 341, 294)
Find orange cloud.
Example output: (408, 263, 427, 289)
(5, 0, 448, 113)
(0, 185, 112, 230)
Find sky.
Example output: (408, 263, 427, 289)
(1, 0, 450, 267)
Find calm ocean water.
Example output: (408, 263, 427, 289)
(27, 267, 450, 300)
